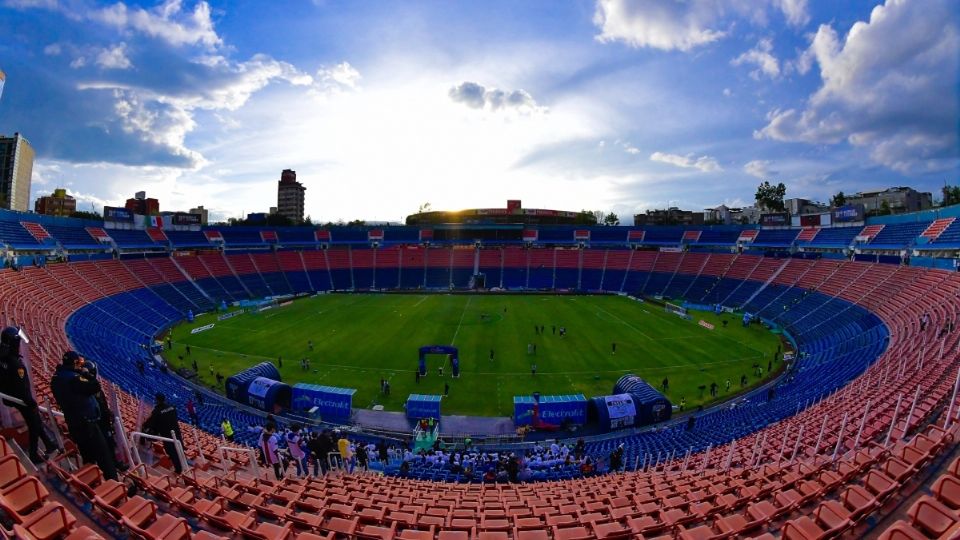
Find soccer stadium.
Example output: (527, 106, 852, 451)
(1, 1, 959, 539)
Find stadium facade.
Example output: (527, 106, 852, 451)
(406, 199, 596, 226)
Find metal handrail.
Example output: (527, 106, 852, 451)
(129, 430, 189, 474)
(218, 445, 260, 479)
(0, 391, 65, 418)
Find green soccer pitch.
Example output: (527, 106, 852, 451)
(165, 293, 785, 417)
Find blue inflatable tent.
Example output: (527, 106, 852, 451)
(224, 362, 291, 413)
(614, 374, 672, 425)
(588, 393, 639, 431)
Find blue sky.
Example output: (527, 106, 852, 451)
(0, 0, 956, 224)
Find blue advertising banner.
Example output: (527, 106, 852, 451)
(832, 204, 865, 223)
(406, 394, 442, 420)
(291, 384, 355, 420)
(539, 394, 587, 425)
(103, 206, 134, 222)
(513, 396, 536, 426)
(513, 394, 587, 426)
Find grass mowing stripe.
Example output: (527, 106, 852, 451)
(450, 295, 472, 346)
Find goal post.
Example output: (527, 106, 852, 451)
(664, 302, 691, 320)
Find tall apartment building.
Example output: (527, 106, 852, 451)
(277, 169, 306, 223)
(0, 133, 34, 212)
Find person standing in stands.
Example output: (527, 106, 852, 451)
(142, 393, 184, 474)
(337, 432, 354, 472)
(286, 424, 307, 477)
(221, 418, 234, 442)
(81, 359, 126, 473)
(185, 398, 199, 425)
(260, 423, 283, 480)
(0, 327, 60, 465)
(51, 351, 114, 479)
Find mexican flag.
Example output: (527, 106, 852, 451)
(144, 215, 164, 228)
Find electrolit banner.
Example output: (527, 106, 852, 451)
(604, 393, 637, 429)
(538, 395, 587, 425)
(291, 384, 355, 420)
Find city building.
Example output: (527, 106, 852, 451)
(277, 169, 306, 223)
(785, 198, 828, 216)
(189, 205, 209, 225)
(0, 132, 34, 212)
(34, 188, 76, 216)
(846, 187, 933, 215)
(406, 199, 593, 225)
(634, 207, 704, 226)
(704, 204, 761, 225)
(125, 191, 159, 215)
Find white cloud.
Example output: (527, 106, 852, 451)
(774, 0, 810, 27)
(593, 0, 726, 51)
(449, 82, 545, 114)
(743, 159, 777, 178)
(650, 151, 722, 172)
(311, 62, 361, 97)
(69, 56, 87, 69)
(592, 0, 811, 51)
(731, 38, 780, 79)
(90, 0, 221, 48)
(43, 43, 61, 55)
(77, 53, 317, 168)
(95, 43, 132, 70)
(756, 0, 959, 173)
(6, 0, 221, 48)
(722, 88, 732, 97)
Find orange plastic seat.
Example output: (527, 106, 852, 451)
(908, 496, 959, 537)
(933, 474, 960, 509)
(814, 500, 852, 537)
(0, 454, 28, 489)
(0, 476, 50, 519)
(10, 503, 78, 540)
(782, 515, 827, 540)
(514, 529, 549, 540)
(677, 523, 724, 540)
(240, 519, 294, 540)
(876, 520, 929, 540)
(356, 522, 398, 540)
(591, 520, 631, 539)
(551, 525, 592, 540)
(841, 484, 878, 522)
